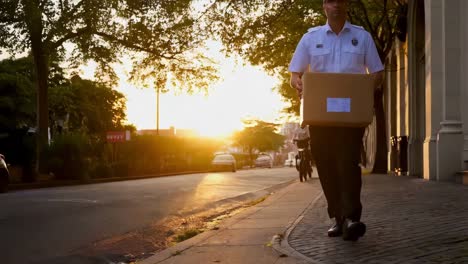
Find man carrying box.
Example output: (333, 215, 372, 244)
(289, 0, 384, 241)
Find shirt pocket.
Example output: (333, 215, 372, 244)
(343, 46, 365, 70)
(309, 48, 331, 72)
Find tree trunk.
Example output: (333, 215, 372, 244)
(23, 0, 49, 178)
(249, 146, 254, 168)
(32, 47, 49, 175)
(372, 88, 388, 173)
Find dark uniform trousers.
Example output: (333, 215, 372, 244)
(308, 126, 365, 221)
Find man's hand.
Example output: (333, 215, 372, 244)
(372, 70, 384, 91)
(290, 72, 304, 98)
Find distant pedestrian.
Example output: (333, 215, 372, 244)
(289, 0, 384, 241)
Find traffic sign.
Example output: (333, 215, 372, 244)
(106, 131, 125, 143)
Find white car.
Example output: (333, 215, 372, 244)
(0, 154, 10, 193)
(255, 154, 273, 168)
(211, 154, 237, 172)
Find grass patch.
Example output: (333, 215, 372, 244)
(245, 196, 267, 207)
(169, 194, 271, 246)
(171, 250, 182, 256)
(173, 228, 203, 243)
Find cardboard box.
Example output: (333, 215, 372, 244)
(301, 72, 375, 127)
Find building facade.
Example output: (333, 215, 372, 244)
(387, 0, 468, 183)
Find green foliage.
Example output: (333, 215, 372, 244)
(0, 56, 133, 180)
(0, 57, 36, 130)
(7, 130, 225, 181)
(0, 0, 221, 167)
(118, 135, 223, 175)
(347, 0, 407, 59)
(0, 57, 129, 136)
(90, 162, 113, 179)
(59, 76, 127, 134)
(111, 160, 129, 178)
(0, 0, 219, 92)
(232, 119, 285, 157)
(173, 228, 203, 243)
(44, 133, 92, 180)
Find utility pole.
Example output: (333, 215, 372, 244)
(156, 85, 160, 136)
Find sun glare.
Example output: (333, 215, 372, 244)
(80, 41, 288, 138)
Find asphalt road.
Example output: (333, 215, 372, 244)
(0, 167, 297, 264)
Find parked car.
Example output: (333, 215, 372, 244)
(0, 154, 10, 193)
(255, 154, 273, 168)
(211, 153, 237, 172)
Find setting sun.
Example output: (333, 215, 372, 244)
(81, 41, 288, 138)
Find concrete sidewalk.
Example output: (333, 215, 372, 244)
(140, 173, 468, 264)
(139, 170, 320, 264)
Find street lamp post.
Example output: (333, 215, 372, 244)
(156, 85, 160, 136)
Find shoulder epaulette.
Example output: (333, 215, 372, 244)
(307, 26, 321, 33)
(351, 24, 365, 30)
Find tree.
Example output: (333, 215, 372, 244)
(0, 0, 219, 171)
(0, 56, 131, 180)
(207, 0, 407, 173)
(232, 120, 285, 166)
(0, 57, 36, 131)
(0, 57, 128, 136)
(50, 75, 127, 136)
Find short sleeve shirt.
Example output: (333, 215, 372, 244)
(289, 21, 384, 74)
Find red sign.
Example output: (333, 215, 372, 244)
(106, 131, 125, 143)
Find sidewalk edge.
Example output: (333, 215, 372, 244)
(138, 179, 297, 264)
(8, 170, 208, 191)
(271, 192, 323, 264)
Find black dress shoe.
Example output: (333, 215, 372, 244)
(327, 218, 343, 237)
(342, 219, 366, 241)
(327, 224, 343, 237)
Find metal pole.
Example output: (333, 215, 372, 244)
(156, 86, 160, 135)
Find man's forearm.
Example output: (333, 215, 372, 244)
(290, 72, 304, 98)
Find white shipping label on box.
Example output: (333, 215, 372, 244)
(327, 98, 351, 113)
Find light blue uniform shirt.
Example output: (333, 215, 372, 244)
(289, 21, 384, 74)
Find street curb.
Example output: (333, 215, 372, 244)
(271, 191, 324, 264)
(138, 178, 297, 264)
(138, 224, 220, 264)
(172, 178, 297, 218)
(7, 166, 282, 192)
(7, 170, 209, 191)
